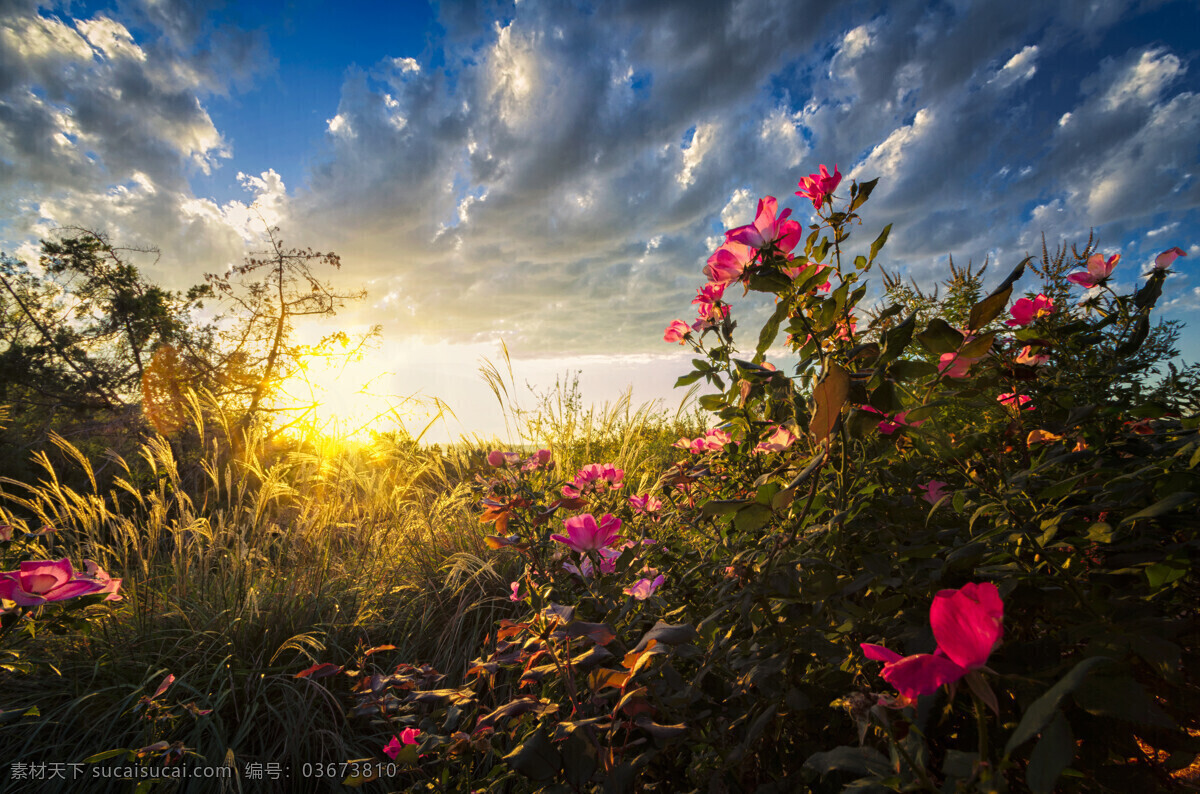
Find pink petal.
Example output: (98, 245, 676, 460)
(861, 643, 902, 664)
(929, 583, 1003, 670)
(881, 653, 967, 699)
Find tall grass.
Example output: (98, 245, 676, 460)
(0, 380, 699, 791)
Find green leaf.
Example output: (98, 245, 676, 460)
(1119, 492, 1196, 525)
(889, 359, 937, 381)
(943, 750, 979, 780)
(960, 332, 995, 358)
(674, 371, 703, 388)
(1004, 656, 1109, 756)
(1074, 673, 1176, 727)
(756, 299, 792, 363)
(1145, 559, 1189, 591)
(994, 256, 1031, 293)
(1134, 270, 1165, 309)
(1116, 315, 1151, 356)
(560, 730, 597, 788)
(635, 621, 698, 652)
(701, 499, 748, 517)
(809, 363, 849, 442)
(915, 318, 964, 355)
(869, 224, 892, 263)
(804, 745, 892, 778)
(735, 503, 773, 533)
(1026, 710, 1074, 794)
(0, 705, 40, 724)
(850, 177, 878, 212)
(968, 286, 1013, 331)
(502, 729, 561, 782)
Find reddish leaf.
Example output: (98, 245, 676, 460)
(295, 663, 343, 679)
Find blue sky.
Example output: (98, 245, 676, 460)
(1, 0, 1198, 441)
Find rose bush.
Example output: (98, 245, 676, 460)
(314, 167, 1198, 792)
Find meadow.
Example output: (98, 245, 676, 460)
(1, 168, 1198, 793)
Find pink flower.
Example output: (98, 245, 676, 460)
(861, 582, 1003, 699)
(1067, 253, 1119, 288)
(796, 163, 842, 210)
(753, 425, 797, 453)
(938, 351, 980, 379)
(834, 316, 857, 341)
(861, 406, 925, 436)
(676, 428, 732, 454)
(1154, 246, 1186, 270)
(920, 480, 948, 505)
(383, 728, 421, 759)
(997, 392, 1034, 411)
(563, 547, 621, 577)
(550, 513, 622, 554)
(487, 450, 521, 468)
(623, 574, 665, 601)
(725, 196, 802, 255)
(1015, 346, 1049, 366)
(704, 241, 754, 285)
(521, 449, 552, 471)
(1006, 294, 1054, 327)
(664, 320, 691, 344)
(509, 582, 522, 602)
(629, 494, 663, 514)
(0, 559, 109, 607)
(81, 560, 122, 602)
(929, 583, 1004, 671)
(561, 463, 624, 498)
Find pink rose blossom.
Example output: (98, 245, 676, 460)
(725, 196, 802, 255)
(521, 449, 552, 471)
(938, 351, 980, 379)
(81, 560, 123, 602)
(623, 573, 665, 601)
(0, 559, 110, 607)
(704, 241, 754, 285)
(550, 513, 622, 554)
(561, 463, 624, 498)
(861, 406, 925, 435)
(920, 480, 948, 505)
(1015, 346, 1049, 366)
(1006, 294, 1054, 327)
(997, 392, 1034, 411)
(753, 425, 797, 454)
(796, 164, 842, 210)
(1154, 246, 1186, 270)
(664, 320, 692, 344)
(487, 450, 521, 468)
(861, 582, 1003, 699)
(629, 494, 663, 514)
(1067, 253, 1119, 288)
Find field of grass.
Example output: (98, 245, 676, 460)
(0, 382, 704, 793)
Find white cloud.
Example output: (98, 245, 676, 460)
(677, 123, 716, 187)
(989, 44, 1038, 89)
(1104, 48, 1184, 110)
(75, 15, 146, 62)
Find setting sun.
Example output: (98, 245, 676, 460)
(272, 347, 418, 443)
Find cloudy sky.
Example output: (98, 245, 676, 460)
(1, 0, 1198, 442)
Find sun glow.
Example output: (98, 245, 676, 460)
(272, 348, 427, 444)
